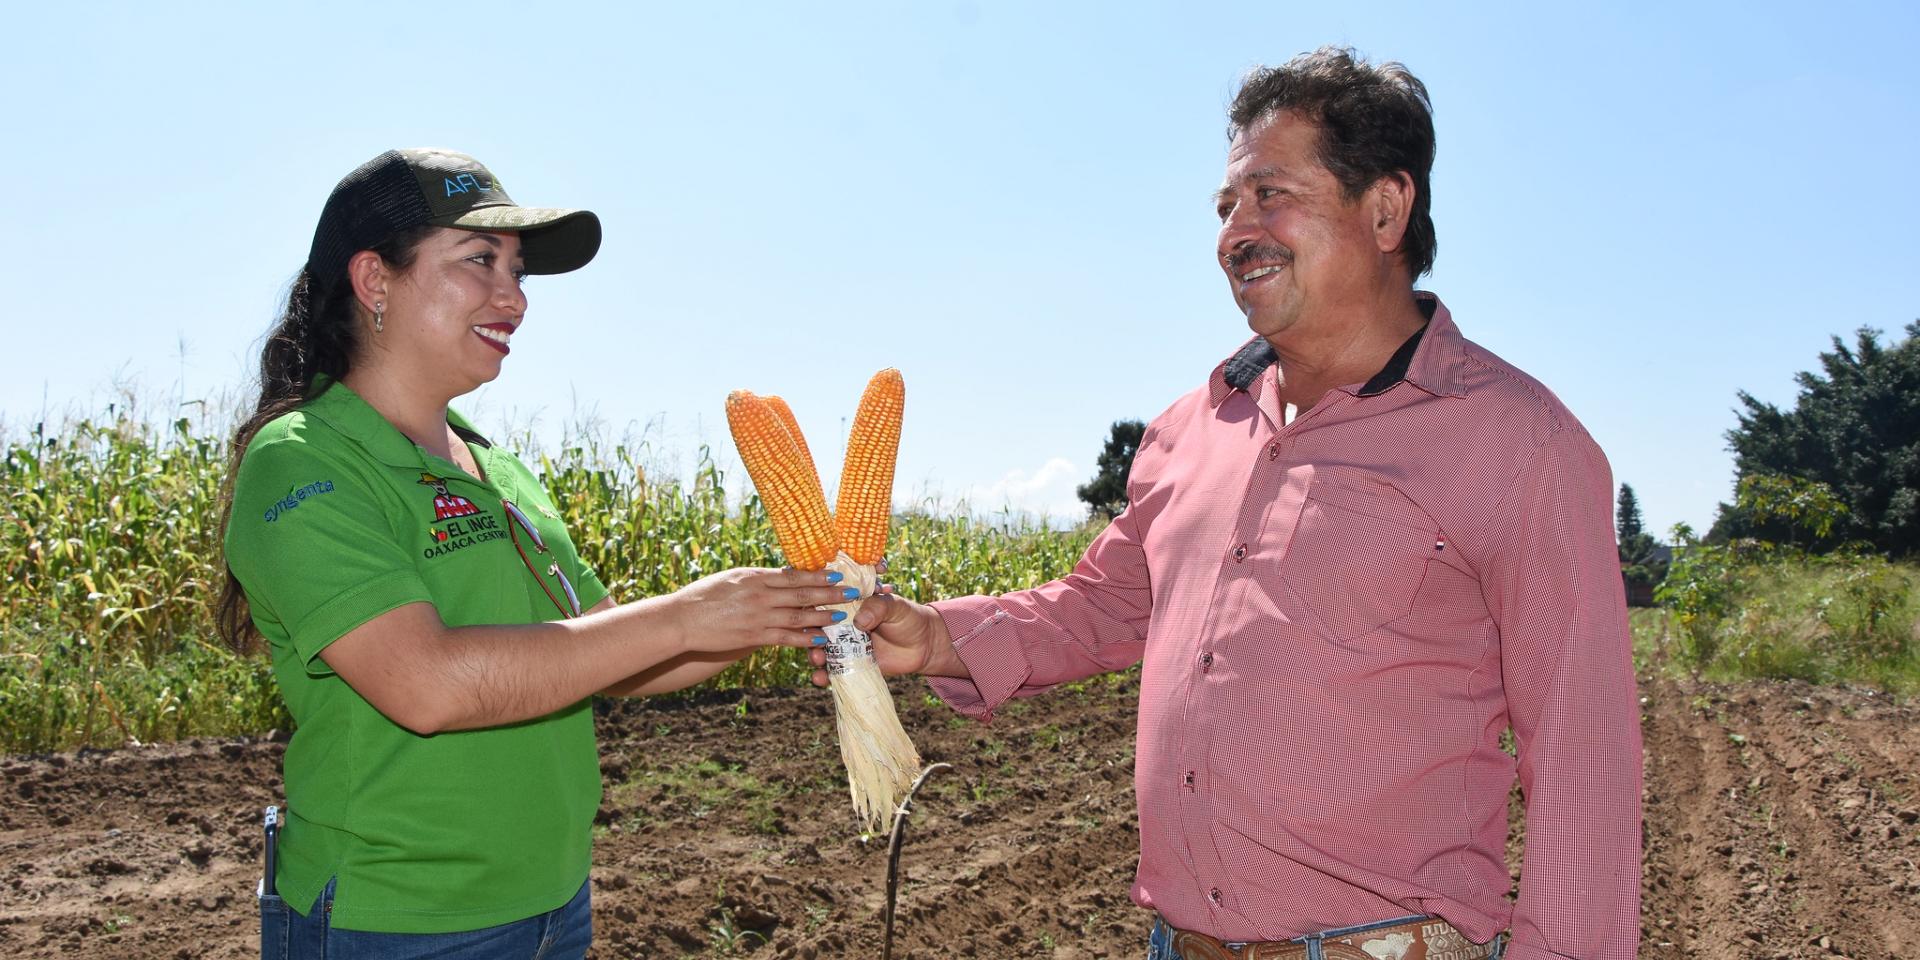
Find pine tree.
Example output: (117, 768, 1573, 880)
(1616, 484, 1645, 544)
(1076, 420, 1146, 520)
(1616, 482, 1668, 595)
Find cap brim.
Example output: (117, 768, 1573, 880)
(442, 206, 602, 275)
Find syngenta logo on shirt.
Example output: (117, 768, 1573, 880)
(262, 480, 336, 522)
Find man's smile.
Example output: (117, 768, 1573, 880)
(1225, 243, 1295, 294)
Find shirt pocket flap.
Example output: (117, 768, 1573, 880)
(1283, 479, 1437, 642)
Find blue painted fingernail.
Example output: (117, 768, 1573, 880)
(831, 611, 847, 623)
(825, 571, 843, 584)
(811, 635, 828, 645)
(842, 586, 861, 600)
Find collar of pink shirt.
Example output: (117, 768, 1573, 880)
(1206, 292, 1470, 418)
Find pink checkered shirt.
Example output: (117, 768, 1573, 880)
(928, 294, 1641, 960)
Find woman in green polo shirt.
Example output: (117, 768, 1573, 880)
(218, 149, 853, 960)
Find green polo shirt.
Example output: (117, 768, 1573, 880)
(224, 380, 610, 933)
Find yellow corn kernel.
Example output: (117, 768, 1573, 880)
(726, 390, 840, 571)
(763, 395, 817, 482)
(835, 368, 904, 566)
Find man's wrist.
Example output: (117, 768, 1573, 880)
(921, 619, 971, 679)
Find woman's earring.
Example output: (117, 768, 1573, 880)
(374, 303, 385, 333)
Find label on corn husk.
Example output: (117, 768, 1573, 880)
(823, 620, 874, 675)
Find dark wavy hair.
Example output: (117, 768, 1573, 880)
(1228, 46, 1437, 278)
(215, 227, 431, 652)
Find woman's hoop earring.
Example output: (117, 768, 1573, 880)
(374, 303, 385, 333)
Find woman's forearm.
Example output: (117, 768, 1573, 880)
(318, 567, 846, 734)
(321, 596, 690, 734)
(598, 648, 751, 698)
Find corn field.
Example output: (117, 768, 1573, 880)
(1, 410, 1101, 754)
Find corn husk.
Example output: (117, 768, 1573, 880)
(822, 554, 921, 831)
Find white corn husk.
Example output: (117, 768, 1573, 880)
(823, 554, 921, 832)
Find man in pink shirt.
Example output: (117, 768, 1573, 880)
(826, 47, 1641, 960)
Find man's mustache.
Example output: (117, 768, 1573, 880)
(1224, 245, 1293, 271)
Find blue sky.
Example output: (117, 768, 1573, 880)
(4, 2, 1916, 537)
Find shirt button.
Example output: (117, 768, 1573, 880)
(1266, 441, 1281, 461)
(1209, 887, 1223, 904)
(1183, 771, 1195, 787)
(1231, 543, 1247, 562)
(1200, 651, 1214, 670)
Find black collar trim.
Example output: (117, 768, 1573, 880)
(1356, 323, 1429, 397)
(1223, 339, 1278, 391)
(1226, 297, 1438, 397)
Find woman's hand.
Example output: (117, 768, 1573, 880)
(666, 567, 853, 655)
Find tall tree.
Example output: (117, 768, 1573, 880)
(1616, 483, 1645, 544)
(1616, 482, 1667, 593)
(1716, 321, 1920, 555)
(1076, 420, 1146, 520)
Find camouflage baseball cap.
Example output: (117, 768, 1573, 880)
(306, 148, 601, 285)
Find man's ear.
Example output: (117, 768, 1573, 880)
(1369, 171, 1416, 255)
(346, 250, 390, 316)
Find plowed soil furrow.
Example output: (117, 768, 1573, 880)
(1634, 677, 1920, 959)
(1730, 685, 1920, 957)
(2, 674, 1916, 959)
(1639, 675, 1737, 957)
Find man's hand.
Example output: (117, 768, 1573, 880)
(807, 586, 969, 687)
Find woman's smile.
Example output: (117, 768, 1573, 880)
(472, 322, 515, 355)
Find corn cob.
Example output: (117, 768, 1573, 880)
(726, 373, 922, 833)
(725, 390, 840, 571)
(763, 395, 817, 482)
(835, 368, 904, 566)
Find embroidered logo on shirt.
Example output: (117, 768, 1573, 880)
(415, 473, 505, 559)
(418, 472, 481, 522)
(262, 480, 335, 522)
(422, 511, 505, 559)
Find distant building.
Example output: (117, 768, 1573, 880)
(1621, 543, 1674, 608)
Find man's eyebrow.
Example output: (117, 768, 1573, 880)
(1213, 167, 1290, 206)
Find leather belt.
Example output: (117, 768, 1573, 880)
(1164, 915, 1501, 960)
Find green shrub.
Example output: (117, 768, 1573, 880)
(1654, 525, 1748, 665)
(1815, 553, 1916, 669)
(1652, 522, 1918, 690)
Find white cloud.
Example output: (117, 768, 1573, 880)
(957, 457, 1085, 525)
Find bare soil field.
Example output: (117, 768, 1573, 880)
(3, 672, 1916, 958)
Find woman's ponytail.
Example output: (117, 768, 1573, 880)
(215, 227, 429, 652)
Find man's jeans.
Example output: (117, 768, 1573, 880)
(1148, 914, 1507, 960)
(261, 877, 592, 960)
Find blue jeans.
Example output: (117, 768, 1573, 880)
(260, 877, 592, 960)
(1148, 915, 1506, 960)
